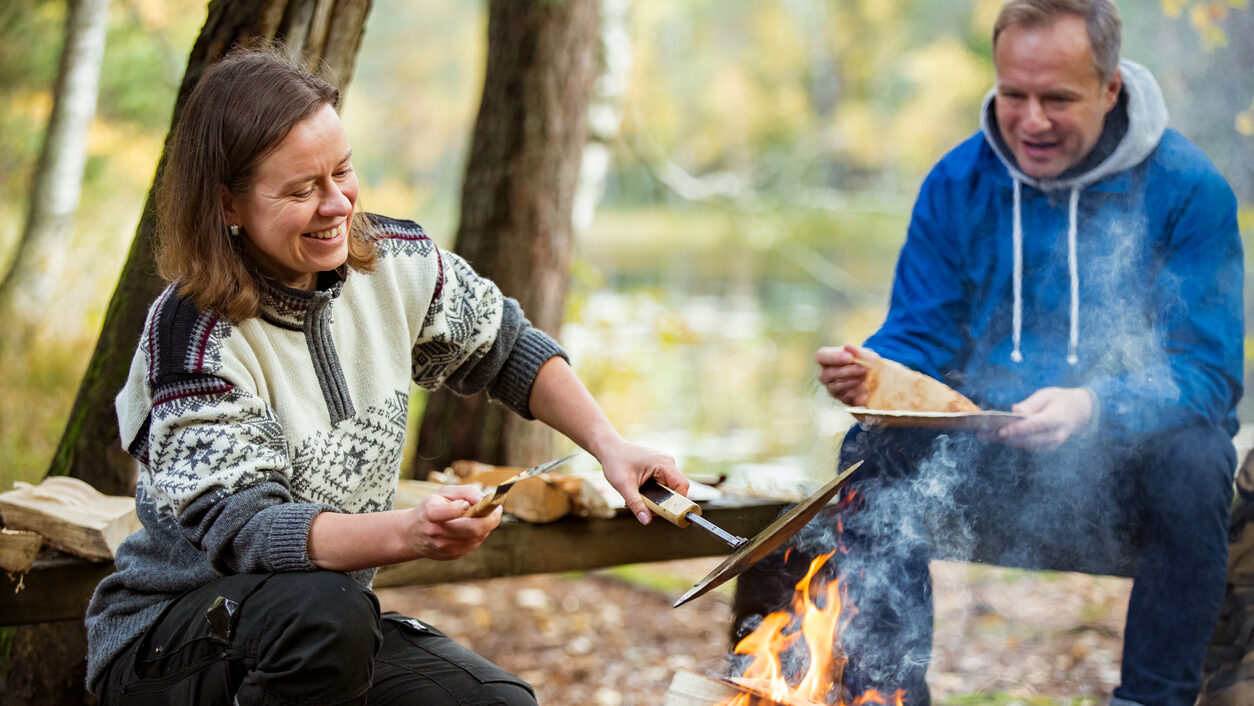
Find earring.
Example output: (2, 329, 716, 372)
(229, 224, 240, 237)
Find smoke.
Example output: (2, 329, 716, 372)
(767, 420, 1135, 698)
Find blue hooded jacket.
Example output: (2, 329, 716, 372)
(864, 60, 1243, 440)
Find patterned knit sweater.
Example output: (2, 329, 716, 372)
(84, 215, 565, 690)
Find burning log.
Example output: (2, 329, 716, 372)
(665, 551, 906, 706)
(665, 670, 827, 706)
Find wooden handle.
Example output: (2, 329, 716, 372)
(464, 487, 505, 517)
(639, 479, 700, 528)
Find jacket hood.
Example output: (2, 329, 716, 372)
(980, 59, 1168, 192)
(977, 59, 1168, 366)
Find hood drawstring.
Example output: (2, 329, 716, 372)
(1010, 178, 1080, 366)
(1012, 179, 1024, 363)
(1066, 188, 1080, 365)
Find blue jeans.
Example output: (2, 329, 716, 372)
(733, 423, 1235, 706)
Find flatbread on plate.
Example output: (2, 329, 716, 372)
(863, 357, 981, 413)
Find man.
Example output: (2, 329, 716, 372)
(735, 2, 1243, 705)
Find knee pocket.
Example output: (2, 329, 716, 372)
(374, 617, 536, 704)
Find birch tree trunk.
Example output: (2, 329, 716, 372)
(48, 0, 373, 496)
(413, 0, 600, 476)
(0, 0, 111, 333)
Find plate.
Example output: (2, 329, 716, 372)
(846, 407, 1023, 431)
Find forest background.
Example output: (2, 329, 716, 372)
(1, 0, 1252, 497)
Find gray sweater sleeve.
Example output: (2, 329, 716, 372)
(411, 246, 567, 419)
(443, 298, 568, 419)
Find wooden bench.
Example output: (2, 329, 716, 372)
(0, 495, 789, 626)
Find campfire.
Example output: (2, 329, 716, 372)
(666, 551, 905, 706)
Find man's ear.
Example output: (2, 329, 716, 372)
(1102, 68, 1122, 113)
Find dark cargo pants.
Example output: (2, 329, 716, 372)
(96, 570, 537, 705)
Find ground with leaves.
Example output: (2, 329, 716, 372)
(376, 558, 1129, 706)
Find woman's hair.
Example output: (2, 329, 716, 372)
(994, 0, 1122, 83)
(155, 44, 376, 320)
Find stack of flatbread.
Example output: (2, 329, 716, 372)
(862, 357, 981, 413)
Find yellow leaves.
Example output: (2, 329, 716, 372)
(87, 118, 162, 185)
(833, 103, 884, 168)
(832, 38, 990, 173)
(971, 0, 1005, 37)
(1237, 99, 1254, 136)
(1163, 0, 1248, 18)
(1164, 0, 1250, 48)
(859, 0, 905, 25)
(1162, 0, 1190, 16)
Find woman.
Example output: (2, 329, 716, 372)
(85, 46, 688, 705)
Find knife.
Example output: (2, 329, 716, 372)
(639, 479, 749, 549)
(462, 451, 582, 517)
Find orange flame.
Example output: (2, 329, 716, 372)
(719, 552, 905, 706)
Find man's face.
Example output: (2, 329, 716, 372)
(993, 15, 1121, 179)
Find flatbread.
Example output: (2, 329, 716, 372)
(863, 357, 982, 414)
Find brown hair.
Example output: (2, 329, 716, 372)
(155, 44, 376, 320)
(993, 0, 1122, 82)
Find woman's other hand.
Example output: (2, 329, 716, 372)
(403, 485, 502, 561)
(308, 484, 500, 571)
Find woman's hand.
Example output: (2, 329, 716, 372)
(308, 484, 500, 571)
(816, 344, 878, 405)
(594, 439, 687, 526)
(401, 485, 502, 561)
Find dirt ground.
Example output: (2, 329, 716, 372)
(376, 557, 1130, 705)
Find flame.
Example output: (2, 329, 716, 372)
(719, 552, 905, 706)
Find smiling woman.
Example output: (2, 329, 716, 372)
(154, 49, 378, 319)
(222, 104, 358, 291)
(84, 44, 691, 706)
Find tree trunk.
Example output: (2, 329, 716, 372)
(0, 0, 110, 333)
(49, 0, 373, 497)
(413, 0, 600, 477)
(572, 0, 631, 235)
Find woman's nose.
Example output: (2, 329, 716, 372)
(318, 180, 352, 217)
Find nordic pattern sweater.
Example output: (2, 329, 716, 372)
(84, 215, 566, 690)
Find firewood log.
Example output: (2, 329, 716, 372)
(0, 477, 139, 561)
(0, 529, 42, 574)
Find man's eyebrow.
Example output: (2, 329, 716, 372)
(277, 150, 353, 191)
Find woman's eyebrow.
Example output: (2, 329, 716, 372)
(277, 150, 353, 191)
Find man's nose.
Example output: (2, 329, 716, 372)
(1022, 97, 1050, 133)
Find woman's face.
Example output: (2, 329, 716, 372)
(224, 103, 358, 291)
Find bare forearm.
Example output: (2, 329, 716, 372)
(307, 510, 414, 572)
(307, 487, 497, 572)
(527, 357, 624, 456)
(525, 356, 688, 524)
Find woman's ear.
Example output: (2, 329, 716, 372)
(220, 185, 239, 227)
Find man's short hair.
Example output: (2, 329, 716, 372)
(993, 0, 1122, 82)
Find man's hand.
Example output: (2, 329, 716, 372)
(816, 344, 879, 405)
(993, 387, 1094, 451)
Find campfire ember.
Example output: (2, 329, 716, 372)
(666, 551, 905, 706)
